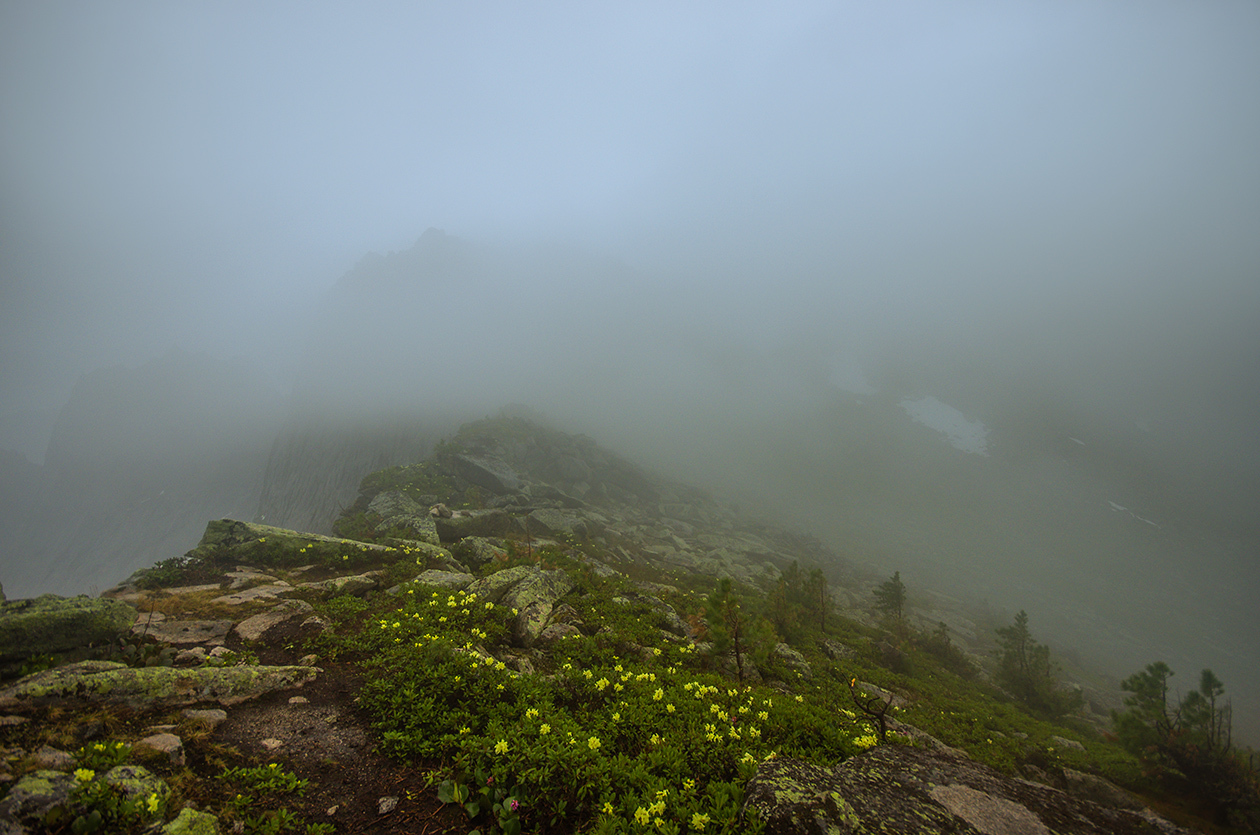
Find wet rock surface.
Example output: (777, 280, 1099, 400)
(745, 746, 1193, 835)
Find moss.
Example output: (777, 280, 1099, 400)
(1, 661, 319, 708)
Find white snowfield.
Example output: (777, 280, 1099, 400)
(899, 395, 990, 456)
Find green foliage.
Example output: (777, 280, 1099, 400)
(994, 610, 1082, 717)
(354, 570, 874, 833)
(220, 762, 310, 796)
(917, 621, 977, 680)
(110, 632, 176, 668)
(1113, 662, 1260, 828)
(135, 555, 196, 589)
(359, 461, 457, 505)
(216, 762, 319, 834)
(43, 768, 165, 835)
(768, 562, 831, 642)
(872, 571, 906, 625)
(74, 741, 132, 771)
(705, 578, 774, 683)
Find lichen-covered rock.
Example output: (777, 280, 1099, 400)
(0, 660, 319, 709)
(401, 570, 475, 592)
(525, 508, 591, 538)
(445, 453, 521, 493)
(772, 642, 813, 680)
(184, 519, 399, 569)
(450, 536, 508, 570)
(162, 806, 222, 834)
(433, 509, 514, 542)
(0, 769, 75, 825)
(295, 572, 382, 598)
(464, 566, 535, 603)
(501, 568, 576, 647)
(743, 746, 1191, 835)
(135, 618, 233, 646)
(0, 594, 136, 661)
(368, 491, 441, 545)
(102, 763, 169, 804)
(233, 600, 315, 642)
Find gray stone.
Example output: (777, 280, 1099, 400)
(450, 537, 508, 570)
(162, 807, 222, 834)
(407, 570, 475, 590)
(501, 569, 576, 647)
(433, 509, 514, 542)
(175, 647, 208, 664)
(31, 745, 73, 770)
(0, 594, 136, 661)
(377, 795, 399, 815)
(526, 508, 590, 538)
(1061, 768, 1147, 812)
(225, 569, 280, 590)
(448, 453, 521, 493)
(464, 566, 535, 603)
(368, 491, 441, 545)
(211, 583, 293, 605)
(0, 660, 320, 708)
(182, 708, 228, 729)
(536, 623, 581, 645)
(771, 642, 813, 680)
(743, 746, 1192, 835)
(296, 572, 382, 598)
(135, 732, 185, 765)
(822, 639, 857, 661)
(0, 769, 74, 824)
(136, 619, 233, 646)
(1050, 735, 1086, 752)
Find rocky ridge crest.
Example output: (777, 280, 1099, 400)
(0, 417, 1192, 834)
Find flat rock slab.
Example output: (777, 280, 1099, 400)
(0, 660, 320, 709)
(410, 570, 475, 589)
(297, 572, 382, 597)
(134, 619, 233, 646)
(743, 746, 1192, 835)
(211, 583, 293, 605)
(235, 600, 314, 642)
(163, 583, 226, 596)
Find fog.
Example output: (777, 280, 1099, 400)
(2, 3, 1258, 741)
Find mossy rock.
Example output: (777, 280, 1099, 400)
(0, 594, 136, 662)
(162, 807, 222, 834)
(182, 519, 408, 570)
(0, 659, 319, 708)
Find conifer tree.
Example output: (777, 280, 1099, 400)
(873, 570, 906, 623)
(705, 578, 771, 682)
(994, 610, 1080, 717)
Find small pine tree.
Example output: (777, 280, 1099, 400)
(994, 610, 1081, 717)
(873, 571, 907, 624)
(1114, 663, 1257, 828)
(705, 578, 771, 682)
(805, 567, 829, 633)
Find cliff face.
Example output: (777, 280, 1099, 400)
(254, 415, 454, 534)
(0, 350, 282, 598)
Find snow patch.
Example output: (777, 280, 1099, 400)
(899, 396, 989, 455)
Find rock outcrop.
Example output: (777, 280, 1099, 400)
(744, 746, 1192, 835)
(0, 660, 319, 709)
(0, 595, 136, 662)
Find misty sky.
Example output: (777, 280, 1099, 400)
(3, 0, 1259, 461)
